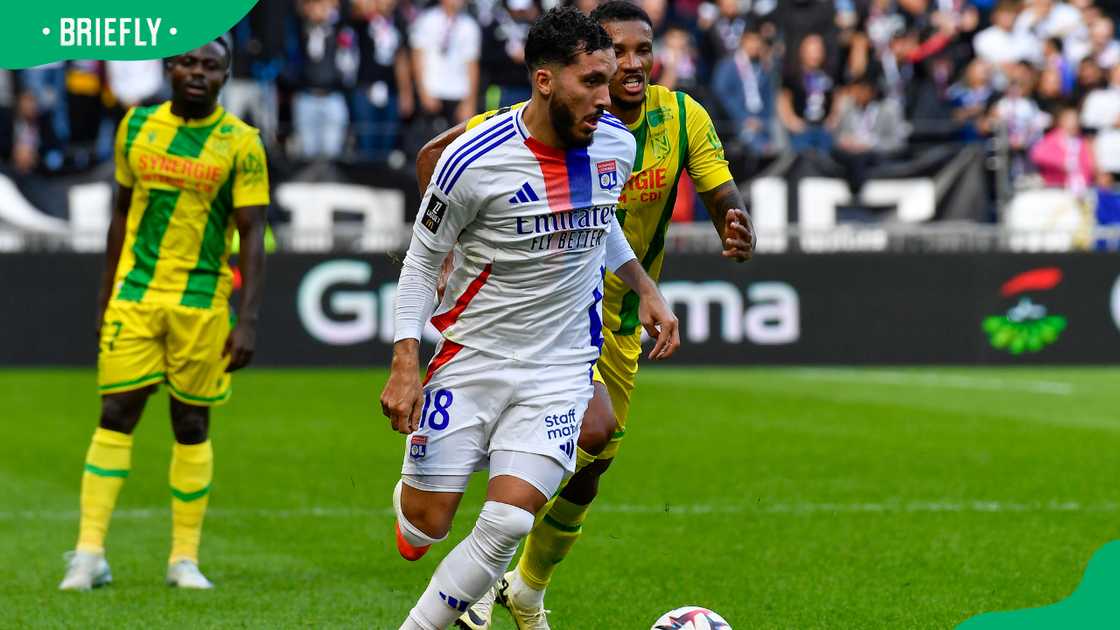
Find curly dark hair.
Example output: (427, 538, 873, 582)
(589, 0, 653, 29)
(525, 6, 613, 69)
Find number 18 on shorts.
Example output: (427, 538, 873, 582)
(400, 346, 594, 476)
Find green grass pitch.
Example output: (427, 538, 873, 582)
(2, 367, 1117, 628)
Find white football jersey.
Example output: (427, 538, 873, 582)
(413, 106, 636, 365)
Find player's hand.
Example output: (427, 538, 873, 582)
(721, 208, 754, 263)
(381, 341, 424, 434)
(223, 321, 256, 372)
(638, 291, 680, 361)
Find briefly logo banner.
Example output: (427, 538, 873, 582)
(0, 0, 258, 69)
(982, 268, 1068, 355)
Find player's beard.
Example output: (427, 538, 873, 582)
(549, 95, 593, 148)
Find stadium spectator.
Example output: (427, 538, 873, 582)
(779, 34, 836, 153)
(11, 91, 48, 175)
(1074, 55, 1106, 100)
(1082, 15, 1120, 68)
(1041, 38, 1077, 94)
(1030, 103, 1097, 194)
(65, 61, 110, 169)
(1014, 0, 1085, 53)
(712, 25, 777, 156)
(1082, 63, 1120, 130)
(286, 0, 357, 159)
(1035, 66, 1069, 113)
(479, 0, 538, 110)
(652, 26, 701, 94)
(697, 0, 750, 78)
(974, 1, 1036, 68)
(949, 59, 995, 141)
(410, 0, 481, 128)
(351, 0, 414, 161)
(833, 74, 910, 190)
(224, 4, 290, 146)
(20, 63, 69, 172)
(989, 69, 1049, 180)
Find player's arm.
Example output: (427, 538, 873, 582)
(683, 95, 755, 262)
(382, 173, 479, 434)
(417, 123, 468, 193)
(225, 205, 266, 372)
(605, 216, 680, 360)
(99, 109, 137, 337)
(698, 181, 754, 262)
(225, 134, 272, 372)
(97, 184, 131, 337)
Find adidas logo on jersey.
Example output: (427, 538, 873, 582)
(508, 182, 540, 205)
(559, 439, 575, 460)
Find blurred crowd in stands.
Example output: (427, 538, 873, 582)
(6, 0, 1120, 217)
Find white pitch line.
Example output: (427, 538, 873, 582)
(2, 500, 1115, 522)
(792, 369, 1075, 396)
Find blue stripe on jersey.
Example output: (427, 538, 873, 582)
(588, 285, 604, 351)
(444, 129, 518, 194)
(436, 121, 514, 191)
(516, 188, 529, 203)
(602, 112, 622, 123)
(523, 182, 539, 202)
(514, 108, 528, 139)
(565, 147, 592, 207)
(599, 116, 629, 132)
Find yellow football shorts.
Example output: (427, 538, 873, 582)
(591, 326, 643, 460)
(98, 300, 232, 406)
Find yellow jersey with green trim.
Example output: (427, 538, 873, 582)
(466, 85, 732, 334)
(112, 102, 270, 310)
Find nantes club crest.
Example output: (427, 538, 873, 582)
(982, 267, 1068, 355)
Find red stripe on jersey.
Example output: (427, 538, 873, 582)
(524, 136, 570, 210)
(424, 340, 464, 385)
(430, 263, 493, 332)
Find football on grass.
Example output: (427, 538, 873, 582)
(651, 606, 731, 629)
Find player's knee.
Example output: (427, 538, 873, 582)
(577, 406, 614, 456)
(99, 389, 150, 433)
(170, 402, 210, 444)
(560, 457, 612, 504)
(402, 503, 453, 540)
(477, 501, 535, 547)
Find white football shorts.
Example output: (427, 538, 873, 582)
(401, 343, 594, 478)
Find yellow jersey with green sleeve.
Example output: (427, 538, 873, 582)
(464, 85, 732, 334)
(112, 102, 270, 310)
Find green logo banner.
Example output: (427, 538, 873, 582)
(0, 0, 258, 69)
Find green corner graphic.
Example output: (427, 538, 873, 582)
(0, 1, 258, 69)
(957, 541, 1120, 629)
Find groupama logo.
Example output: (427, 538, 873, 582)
(982, 267, 1067, 355)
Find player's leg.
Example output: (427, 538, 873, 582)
(399, 348, 508, 629)
(162, 305, 231, 588)
(410, 456, 562, 630)
(165, 398, 214, 588)
(504, 328, 640, 616)
(507, 381, 613, 612)
(63, 302, 164, 591)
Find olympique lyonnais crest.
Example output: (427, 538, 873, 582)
(597, 160, 618, 190)
(409, 435, 428, 459)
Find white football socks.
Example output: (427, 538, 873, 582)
(509, 568, 547, 609)
(402, 501, 535, 630)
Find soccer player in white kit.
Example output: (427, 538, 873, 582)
(379, 8, 681, 630)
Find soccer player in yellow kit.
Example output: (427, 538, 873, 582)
(59, 39, 269, 591)
(416, 3, 754, 627)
